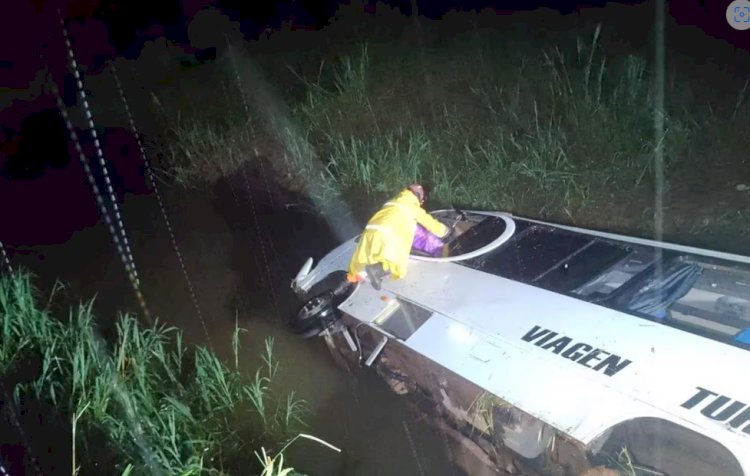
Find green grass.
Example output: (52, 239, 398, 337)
(0, 271, 323, 475)
(150, 14, 750, 252)
(290, 26, 690, 213)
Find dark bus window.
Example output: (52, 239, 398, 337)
(535, 240, 632, 293)
(470, 225, 593, 283)
(573, 246, 656, 300)
(447, 216, 509, 256)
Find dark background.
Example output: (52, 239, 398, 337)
(1, 0, 747, 248)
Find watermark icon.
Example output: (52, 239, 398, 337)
(727, 0, 750, 30)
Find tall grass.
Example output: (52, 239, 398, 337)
(154, 18, 750, 249)
(290, 26, 684, 216)
(0, 271, 315, 475)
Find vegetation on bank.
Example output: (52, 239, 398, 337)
(149, 9, 750, 252)
(0, 271, 323, 475)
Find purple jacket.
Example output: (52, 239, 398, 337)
(412, 224, 446, 257)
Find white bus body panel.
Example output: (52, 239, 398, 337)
(292, 212, 750, 473)
(378, 260, 750, 472)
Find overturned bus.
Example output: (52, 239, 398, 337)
(290, 209, 750, 476)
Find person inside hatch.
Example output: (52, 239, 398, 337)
(346, 184, 451, 290)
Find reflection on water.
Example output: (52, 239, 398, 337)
(8, 180, 466, 476)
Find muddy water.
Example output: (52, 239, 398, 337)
(8, 167, 467, 475)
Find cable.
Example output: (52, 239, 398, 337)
(47, 73, 151, 323)
(225, 180, 272, 299)
(58, 9, 141, 289)
(240, 167, 282, 319)
(110, 64, 212, 349)
(230, 42, 281, 319)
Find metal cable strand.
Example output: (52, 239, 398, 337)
(226, 180, 271, 297)
(227, 43, 279, 211)
(50, 78, 151, 322)
(402, 420, 426, 476)
(253, 153, 288, 283)
(256, 156, 290, 282)
(228, 44, 283, 319)
(110, 65, 213, 349)
(58, 10, 140, 288)
(230, 50, 290, 295)
(240, 168, 282, 319)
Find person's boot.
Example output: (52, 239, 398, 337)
(365, 264, 387, 290)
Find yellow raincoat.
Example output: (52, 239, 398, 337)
(347, 189, 449, 282)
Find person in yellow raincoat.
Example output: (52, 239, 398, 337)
(346, 184, 450, 289)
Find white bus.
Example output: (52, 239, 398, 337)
(291, 209, 750, 476)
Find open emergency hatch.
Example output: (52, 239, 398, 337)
(410, 210, 517, 262)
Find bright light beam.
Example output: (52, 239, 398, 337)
(222, 44, 361, 244)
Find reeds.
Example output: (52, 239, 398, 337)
(0, 271, 311, 475)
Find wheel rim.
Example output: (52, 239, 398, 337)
(298, 295, 332, 321)
(293, 293, 337, 334)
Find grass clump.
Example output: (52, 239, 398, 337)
(292, 26, 686, 216)
(0, 271, 316, 475)
(285, 22, 746, 249)
(151, 13, 750, 251)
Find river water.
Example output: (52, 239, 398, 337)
(5, 161, 469, 475)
